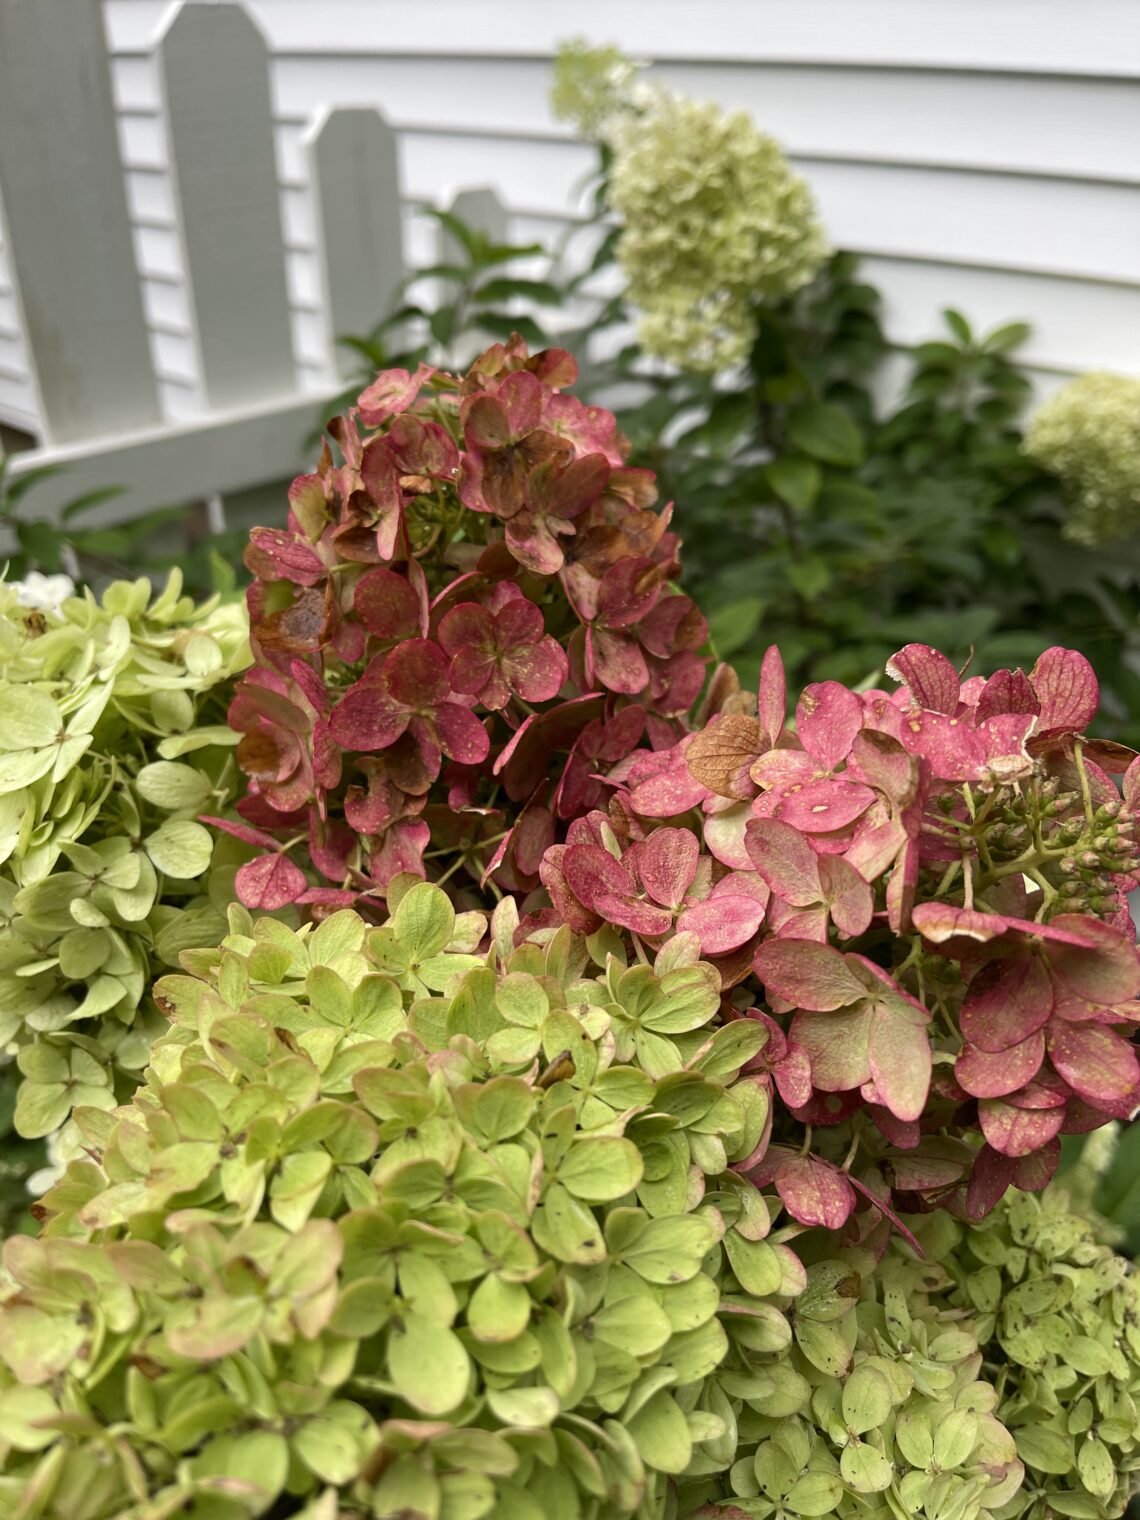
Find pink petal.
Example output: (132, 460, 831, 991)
(960, 956, 1054, 1053)
(438, 601, 494, 657)
(791, 1006, 872, 1091)
(758, 646, 787, 749)
(199, 815, 280, 851)
(432, 704, 490, 765)
(774, 1154, 856, 1229)
(816, 854, 873, 938)
(796, 682, 864, 771)
(502, 635, 569, 704)
(1048, 1020, 1140, 1108)
(749, 749, 815, 790)
(772, 1046, 814, 1109)
(1047, 914, 1140, 1005)
(563, 843, 636, 911)
(956, 1033, 1046, 1098)
(886, 643, 960, 714)
(745, 817, 821, 907)
(627, 744, 710, 818)
(246, 528, 325, 586)
(703, 803, 753, 870)
(774, 777, 874, 833)
(328, 686, 409, 752)
(867, 1007, 931, 1122)
(605, 897, 673, 937)
(965, 1145, 1016, 1218)
(912, 903, 1013, 944)
(978, 1098, 1065, 1158)
(632, 827, 700, 909)
(755, 939, 867, 1011)
(539, 845, 602, 934)
(1031, 646, 1098, 734)
(846, 729, 920, 806)
(370, 818, 430, 889)
(357, 362, 436, 426)
(495, 597, 545, 647)
(678, 894, 766, 955)
(596, 557, 662, 630)
(448, 646, 497, 699)
(382, 640, 451, 707)
(975, 668, 1040, 722)
(504, 514, 568, 576)
(895, 710, 986, 781)
(235, 852, 307, 910)
(588, 627, 649, 696)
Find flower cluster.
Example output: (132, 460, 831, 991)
(1024, 372, 1140, 546)
(919, 1184, 1140, 1520)
(0, 572, 249, 1138)
(228, 340, 707, 915)
(0, 885, 787, 1518)
(593, 638, 1140, 1222)
(607, 94, 828, 372)
(550, 37, 645, 137)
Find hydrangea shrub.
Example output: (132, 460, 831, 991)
(1024, 371, 1140, 546)
(0, 885, 780, 1518)
(228, 339, 707, 915)
(0, 573, 249, 1138)
(0, 888, 1133, 1520)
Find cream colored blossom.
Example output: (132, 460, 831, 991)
(1024, 371, 1140, 546)
(607, 95, 828, 372)
(550, 39, 643, 139)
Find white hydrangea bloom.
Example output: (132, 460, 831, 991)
(10, 570, 76, 613)
(1025, 372, 1140, 546)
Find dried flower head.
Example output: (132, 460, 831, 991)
(1024, 372, 1140, 546)
(229, 339, 706, 915)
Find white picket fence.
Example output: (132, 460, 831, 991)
(0, 0, 508, 530)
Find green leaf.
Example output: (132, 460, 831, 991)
(532, 1181, 607, 1266)
(473, 277, 564, 305)
(625, 1390, 691, 1476)
(1015, 1423, 1075, 1475)
(144, 819, 214, 879)
(942, 307, 973, 344)
(293, 1402, 376, 1484)
(135, 761, 212, 811)
(787, 403, 864, 468)
(841, 1441, 893, 1493)
(933, 1409, 979, 1471)
(724, 1233, 782, 1297)
(618, 1213, 718, 1284)
(466, 1274, 532, 1343)
(388, 1312, 470, 1415)
(1076, 1435, 1115, 1500)
(485, 1385, 559, 1428)
(786, 1472, 844, 1517)
(558, 1136, 643, 1203)
(0, 688, 61, 750)
(842, 1364, 893, 1436)
(981, 320, 1031, 355)
(393, 882, 455, 960)
(766, 455, 821, 512)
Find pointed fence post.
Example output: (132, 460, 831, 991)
(307, 107, 405, 381)
(0, 0, 159, 443)
(438, 186, 509, 266)
(157, 1, 295, 411)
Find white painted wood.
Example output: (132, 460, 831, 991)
(0, 0, 159, 443)
(103, 1, 1140, 77)
(306, 107, 405, 378)
(4, 391, 338, 521)
(157, 1, 296, 408)
(270, 56, 1140, 184)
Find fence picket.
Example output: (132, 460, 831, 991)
(307, 107, 405, 380)
(0, 0, 159, 443)
(157, 1, 296, 410)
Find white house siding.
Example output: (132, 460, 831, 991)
(5, 0, 1140, 438)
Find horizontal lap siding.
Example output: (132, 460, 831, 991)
(7, 1, 1137, 436)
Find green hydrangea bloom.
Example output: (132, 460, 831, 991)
(607, 95, 828, 373)
(0, 571, 249, 1141)
(550, 39, 643, 138)
(0, 885, 785, 1518)
(1024, 372, 1140, 546)
(919, 1186, 1140, 1520)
